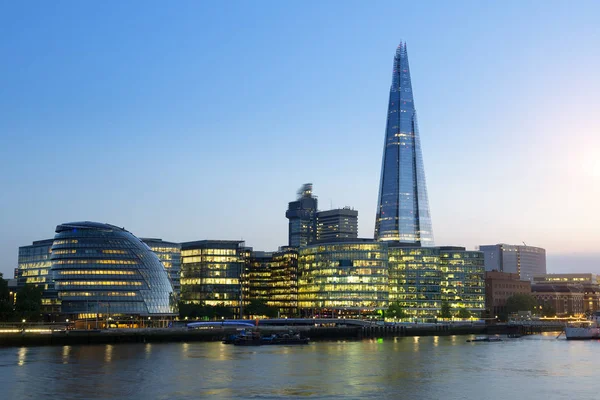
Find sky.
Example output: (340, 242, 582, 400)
(0, 1, 599, 277)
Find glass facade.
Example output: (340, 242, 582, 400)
(269, 248, 298, 317)
(316, 208, 358, 242)
(286, 184, 318, 247)
(18, 239, 54, 290)
(180, 240, 244, 311)
(388, 245, 441, 317)
(375, 42, 434, 246)
(245, 252, 272, 302)
(50, 222, 176, 317)
(389, 245, 485, 319)
(298, 241, 388, 313)
(141, 238, 181, 296)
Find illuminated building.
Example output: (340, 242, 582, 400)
(50, 222, 176, 321)
(286, 183, 318, 247)
(269, 247, 298, 317)
(374, 42, 434, 246)
(18, 238, 60, 314)
(388, 245, 441, 317)
(245, 251, 272, 302)
(479, 244, 546, 282)
(298, 240, 388, 316)
(17, 239, 54, 290)
(180, 240, 245, 313)
(141, 238, 181, 296)
(388, 246, 485, 319)
(316, 208, 358, 242)
(485, 271, 531, 318)
(532, 274, 600, 316)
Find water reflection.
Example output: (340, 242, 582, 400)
(17, 347, 27, 366)
(62, 345, 71, 364)
(104, 344, 113, 363)
(1, 337, 598, 400)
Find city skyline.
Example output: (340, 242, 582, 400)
(1, 2, 599, 277)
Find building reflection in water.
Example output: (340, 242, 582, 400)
(433, 336, 439, 347)
(104, 344, 113, 363)
(62, 346, 71, 364)
(145, 343, 152, 359)
(17, 347, 27, 367)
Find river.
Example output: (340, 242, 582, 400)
(0, 333, 596, 399)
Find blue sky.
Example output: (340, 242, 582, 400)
(1, 1, 599, 277)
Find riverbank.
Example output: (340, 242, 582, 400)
(0, 323, 564, 347)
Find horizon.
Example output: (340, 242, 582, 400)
(1, 1, 599, 277)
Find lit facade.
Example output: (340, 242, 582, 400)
(479, 244, 546, 282)
(180, 240, 245, 311)
(17, 239, 54, 290)
(286, 183, 318, 247)
(141, 238, 181, 296)
(18, 239, 60, 314)
(269, 247, 298, 317)
(316, 208, 358, 242)
(374, 42, 434, 246)
(245, 251, 272, 302)
(50, 222, 176, 319)
(532, 274, 600, 315)
(439, 247, 485, 314)
(298, 240, 388, 314)
(388, 246, 485, 319)
(388, 245, 441, 317)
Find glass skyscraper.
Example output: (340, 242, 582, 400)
(375, 42, 434, 246)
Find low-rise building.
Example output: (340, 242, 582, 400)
(485, 271, 531, 318)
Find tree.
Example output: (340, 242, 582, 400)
(245, 299, 277, 318)
(15, 284, 43, 321)
(440, 300, 452, 319)
(0, 275, 15, 321)
(505, 294, 538, 315)
(387, 302, 408, 320)
(541, 302, 556, 317)
(456, 308, 471, 319)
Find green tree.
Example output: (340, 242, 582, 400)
(15, 284, 43, 321)
(387, 302, 408, 320)
(456, 308, 471, 319)
(440, 300, 452, 318)
(505, 294, 538, 315)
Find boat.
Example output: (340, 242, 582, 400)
(565, 312, 600, 340)
(227, 330, 310, 346)
(466, 335, 502, 343)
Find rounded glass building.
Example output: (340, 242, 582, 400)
(51, 222, 176, 322)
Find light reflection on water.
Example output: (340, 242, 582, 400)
(0, 333, 597, 399)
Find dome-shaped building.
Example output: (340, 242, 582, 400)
(50, 222, 176, 324)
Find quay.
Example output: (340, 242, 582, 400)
(0, 319, 565, 347)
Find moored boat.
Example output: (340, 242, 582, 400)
(466, 335, 502, 343)
(565, 312, 600, 340)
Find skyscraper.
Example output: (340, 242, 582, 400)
(286, 184, 318, 247)
(316, 208, 358, 242)
(374, 42, 434, 246)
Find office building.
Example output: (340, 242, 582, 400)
(298, 239, 389, 316)
(485, 271, 531, 318)
(269, 247, 299, 317)
(479, 244, 546, 282)
(50, 222, 176, 323)
(316, 207, 358, 242)
(286, 183, 318, 247)
(180, 240, 245, 313)
(245, 251, 272, 302)
(388, 246, 485, 319)
(17, 239, 54, 289)
(374, 42, 434, 246)
(532, 273, 600, 315)
(141, 238, 181, 296)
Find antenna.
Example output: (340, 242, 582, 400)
(522, 241, 527, 246)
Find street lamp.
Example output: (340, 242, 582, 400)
(22, 319, 26, 323)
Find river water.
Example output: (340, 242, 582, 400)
(0, 333, 596, 399)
